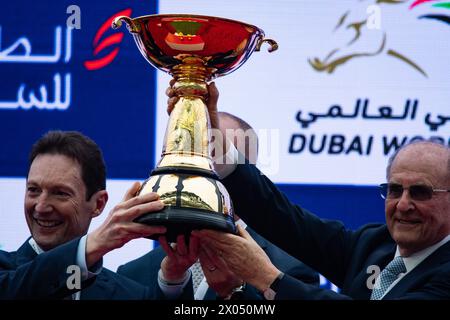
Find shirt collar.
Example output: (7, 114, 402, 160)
(395, 234, 450, 273)
(28, 238, 45, 255)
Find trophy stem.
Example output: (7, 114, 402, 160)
(172, 57, 210, 91)
(157, 57, 215, 173)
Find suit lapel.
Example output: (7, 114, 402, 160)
(15, 239, 38, 266)
(346, 241, 396, 299)
(13, 238, 113, 300)
(203, 287, 217, 300)
(384, 241, 450, 299)
(80, 271, 114, 300)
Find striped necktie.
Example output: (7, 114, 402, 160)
(370, 256, 406, 300)
(191, 261, 204, 294)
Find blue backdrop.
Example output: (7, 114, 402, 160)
(0, 0, 157, 179)
(278, 184, 385, 230)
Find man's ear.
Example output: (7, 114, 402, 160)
(91, 190, 108, 218)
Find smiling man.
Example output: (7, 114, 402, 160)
(0, 131, 166, 299)
(384, 142, 450, 256)
(200, 133, 450, 300)
(25, 153, 101, 251)
(182, 83, 450, 300)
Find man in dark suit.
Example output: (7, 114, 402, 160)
(171, 83, 450, 300)
(0, 131, 166, 299)
(117, 111, 319, 300)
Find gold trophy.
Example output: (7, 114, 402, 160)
(112, 14, 277, 241)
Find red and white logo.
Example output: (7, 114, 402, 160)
(84, 8, 132, 70)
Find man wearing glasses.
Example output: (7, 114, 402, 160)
(186, 84, 450, 300)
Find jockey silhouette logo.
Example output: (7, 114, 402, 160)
(309, 0, 450, 77)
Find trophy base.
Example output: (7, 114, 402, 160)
(134, 206, 236, 243)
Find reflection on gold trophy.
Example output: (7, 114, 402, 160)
(112, 14, 277, 241)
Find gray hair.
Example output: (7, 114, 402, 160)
(386, 140, 450, 181)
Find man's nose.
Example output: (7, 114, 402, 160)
(395, 189, 414, 212)
(34, 193, 53, 212)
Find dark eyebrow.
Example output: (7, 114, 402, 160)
(26, 180, 76, 194)
(51, 184, 76, 193)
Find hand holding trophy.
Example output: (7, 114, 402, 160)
(112, 14, 277, 242)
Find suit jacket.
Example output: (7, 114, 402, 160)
(220, 163, 450, 300)
(0, 237, 152, 300)
(116, 226, 319, 300)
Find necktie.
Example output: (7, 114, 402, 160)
(370, 256, 406, 300)
(191, 260, 204, 293)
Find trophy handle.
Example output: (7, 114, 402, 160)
(255, 37, 278, 53)
(112, 16, 141, 33)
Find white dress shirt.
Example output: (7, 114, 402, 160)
(380, 234, 450, 299)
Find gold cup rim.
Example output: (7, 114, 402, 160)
(127, 13, 265, 36)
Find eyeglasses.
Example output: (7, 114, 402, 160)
(379, 183, 450, 201)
